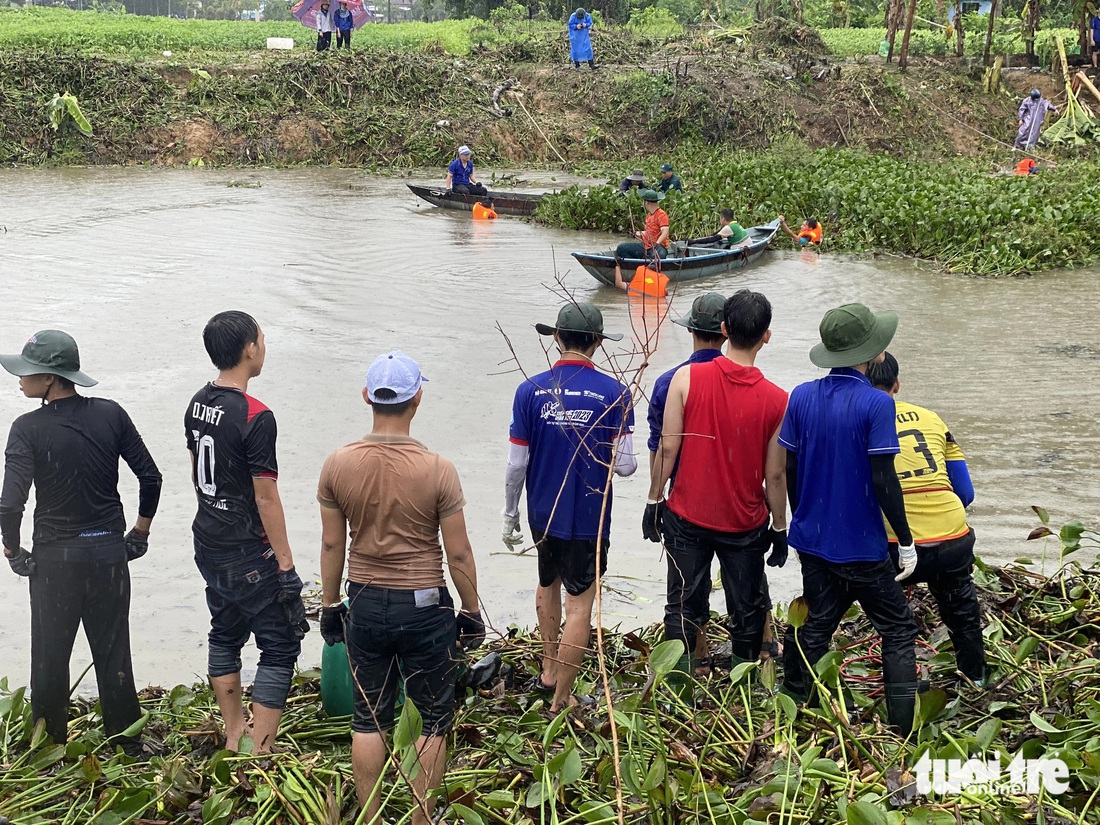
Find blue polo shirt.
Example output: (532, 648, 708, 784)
(510, 361, 634, 541)
(448, 158, 474, 187)
(778, 368, 900, 563)
(647, 348, 723, 453)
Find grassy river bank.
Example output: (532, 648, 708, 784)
(6, 9, 1100, 275)
(0, 513, 1098, 825)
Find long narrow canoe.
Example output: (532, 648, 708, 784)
(571, 219, 781, 285)
(407, 183, 543, 217)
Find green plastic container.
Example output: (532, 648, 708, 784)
(320, 639, 357, 718)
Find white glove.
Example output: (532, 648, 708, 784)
(895, 543, 918, 582)
(502, 515, 524, 548)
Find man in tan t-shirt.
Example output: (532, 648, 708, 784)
(317, 351, 483, 825)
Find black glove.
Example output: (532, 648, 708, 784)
(642, 500, 666, 543)
(6, 547, 35, 577)
(766, 527, 788, 568)
(124, 528, 150, 562)
(320, 603, 348, 646)
(456, 611, 486, 651)
(276, 567, 310, 640)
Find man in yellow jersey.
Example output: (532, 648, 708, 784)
(867, 352, 986, 685)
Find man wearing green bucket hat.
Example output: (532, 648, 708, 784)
(317, 351, 483, 825)
(777, 303, 919, 732)
(0, 330, 163, 749)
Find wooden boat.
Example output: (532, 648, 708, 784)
(571, 219, 781, 285)
(407, 183, 543, 218)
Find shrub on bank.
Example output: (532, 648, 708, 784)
(537, 148, 1100, 276)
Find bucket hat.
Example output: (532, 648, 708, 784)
(0, 330, 97, 386)
(626, 169, 645, 182)
(673, 292, 725, 333)
(366, 351, 428, 404)
(809, 303, 898, 368)
(535, 302, 623, 341)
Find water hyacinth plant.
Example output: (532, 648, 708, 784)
(0, 510, 1098, 823)
(536, 147, 1100, 276)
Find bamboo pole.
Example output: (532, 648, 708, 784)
(984, 0, 998, 66)
(898, 0, 919, 69)
(1075, 71, 1100, 107)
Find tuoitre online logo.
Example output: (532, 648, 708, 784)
(914, 752, 1070, 797)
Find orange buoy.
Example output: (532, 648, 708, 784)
(629, 265, 669, 297)
(472, 202, 498, 219)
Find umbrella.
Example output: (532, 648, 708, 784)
(292, 0, 371, 30)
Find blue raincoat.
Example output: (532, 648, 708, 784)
(568, 12, 594, 62)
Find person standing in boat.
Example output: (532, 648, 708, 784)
(446, 146, 488, 197)
(866, 352, 986, 686)
(686, 209, 753, 248)
(568, 8, 597, 71)
(1014, 89, 1057, 151)
(612, 189, 670, 289)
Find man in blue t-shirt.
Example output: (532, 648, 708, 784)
(1092, 12, 1100, 68)
(778, 303, 919, 732)
(502, 302, 636, 712)
(445, 145, 488, 197)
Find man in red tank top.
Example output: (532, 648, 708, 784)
(646, 290, 789, 686)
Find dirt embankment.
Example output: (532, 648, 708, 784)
(0, 39, 1021, 168)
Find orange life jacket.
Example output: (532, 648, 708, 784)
(798, 224, 823, 244)
(472, 202, 498, 219)
(1015, 159, 1037, 176)
(630, 265, 669, 298)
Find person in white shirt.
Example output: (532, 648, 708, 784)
(316, 2, 336, 52)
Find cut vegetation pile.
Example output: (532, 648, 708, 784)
(0, 513, 1098, 824)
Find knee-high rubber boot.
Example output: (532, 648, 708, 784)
(666, 652, 694, 703)
(885, 682, 917, 733)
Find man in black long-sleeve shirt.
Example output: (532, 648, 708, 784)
(0, 330, 162, 746)
(776, 304, 918, 732)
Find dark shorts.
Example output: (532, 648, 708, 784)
(1092, 42, 1100, 54)
(614, 241, 669, 261)
(193, 538, 301, 675)
(345, 582, 460, 736)
(532, 527, 608, 596)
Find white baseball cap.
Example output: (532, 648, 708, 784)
(366, 351, 428, 404)
(457, 145, 472, 156)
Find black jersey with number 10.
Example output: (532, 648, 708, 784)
(184, 383, 278, 549)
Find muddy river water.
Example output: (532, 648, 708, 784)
(1, 168, 1097, 691)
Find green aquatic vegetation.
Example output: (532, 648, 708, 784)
(536, 148, 1100, 276)
(1, 512, 1100, 823)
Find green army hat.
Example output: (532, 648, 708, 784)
(809, 303, 898, 369)
(0, 330, 97, 386)
(673, 292, 725, 333)
(638, 188, 665, 203)
(535, 302, 624, 342)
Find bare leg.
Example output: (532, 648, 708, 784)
(353, 731, 388, 819)
(209, 673, 250, 751)
(250, 703, 284, 754)
(550, 585, 597, 712)
(410, 735, 447, 825)
(536, 580, 563, 688)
